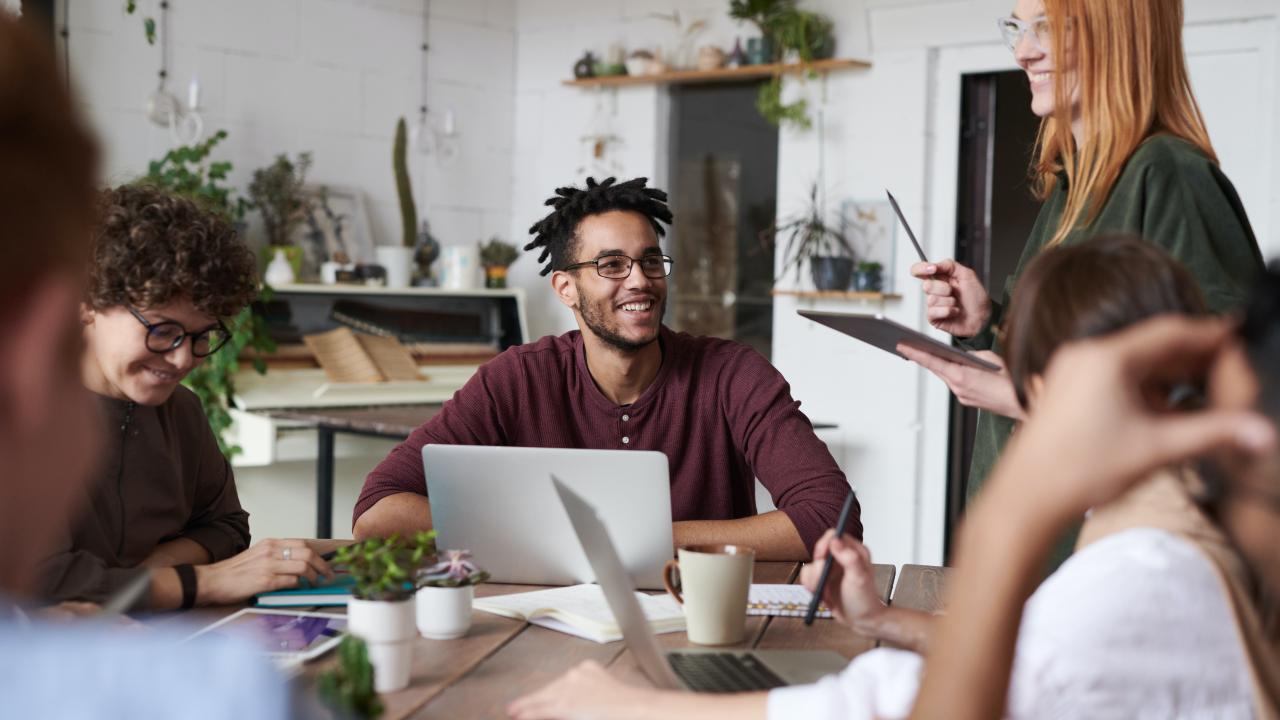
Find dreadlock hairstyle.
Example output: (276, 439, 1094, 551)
(525, 176, 674, 276)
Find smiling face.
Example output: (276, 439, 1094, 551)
(552, 210, 667, 353)
(1011, 0, 1079, 120)
(81, 298, 216, 405)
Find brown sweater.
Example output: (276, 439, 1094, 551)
(38, 386, 250, 603)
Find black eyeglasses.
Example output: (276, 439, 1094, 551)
(127, 306, 231, 358)
(562, 254, 673, 280)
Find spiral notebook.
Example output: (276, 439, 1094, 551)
(747, 584, 833, 618)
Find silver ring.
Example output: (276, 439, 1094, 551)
(282, 547, 293, 561)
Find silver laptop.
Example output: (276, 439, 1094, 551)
(552, 476, 848, 693)
(422, 445, 673, 588)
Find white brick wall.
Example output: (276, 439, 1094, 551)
(61, 0, 516, 258)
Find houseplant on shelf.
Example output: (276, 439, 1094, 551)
(728, 0, 787, 64)
(248, 152, 313, 282)
(415, 549, 490, 639)
(384, 116, 417, 289)
(730, 0, 837, 128)
(853, 261, 883, 292)
(477, 237, 520, 289)
(763, 182, 854, 291)
(331, 532, 437, 693)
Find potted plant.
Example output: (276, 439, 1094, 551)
(477, 237, 520, 289)
(415, 549, 490, 639)
(763, 183, 855, 291)
(853, 261, 883, 292)
(248, 152, 313, 281)
(728, 0, 788, 64)
(331, 532, 437, 693)
(317, 636, 385, 719)
(731, 0, 836, 128)
(382, 117, 417, 289)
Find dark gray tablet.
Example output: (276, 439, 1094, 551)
(798, 309, 1001, 372)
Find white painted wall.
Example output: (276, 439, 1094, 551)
(60, 0, 517, 257)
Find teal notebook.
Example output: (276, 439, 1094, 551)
(254, 573, 355, 607)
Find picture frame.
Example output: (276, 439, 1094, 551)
(300, 184, 375, 268)
(839, 198, 897, 293)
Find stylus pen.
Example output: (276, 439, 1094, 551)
(885, 189, 929, 264)
(804, 489, 858, 626)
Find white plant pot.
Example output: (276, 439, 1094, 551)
(439, 245, 479, 290)
(416, 585, 474, 639)
(347, 597, 416, 693)
(376, 246, 415, 289)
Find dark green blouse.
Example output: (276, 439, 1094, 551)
(962, 134, 1264, 504)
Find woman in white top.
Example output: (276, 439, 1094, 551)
(508, 237, 1270, 719)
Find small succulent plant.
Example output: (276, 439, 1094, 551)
(331, 531, 438, 601)
(417, 549, 490, 588)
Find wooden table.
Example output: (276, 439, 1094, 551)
(264, 405, 442, 538)
(186, 560, 897, 719)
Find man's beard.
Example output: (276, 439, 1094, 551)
(577, 293, 664, 353)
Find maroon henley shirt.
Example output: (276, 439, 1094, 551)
(354, 325, 860, 552)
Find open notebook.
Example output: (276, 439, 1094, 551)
(473, 584, 686, 644)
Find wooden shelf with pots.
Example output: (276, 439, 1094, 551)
(562, 58, 870, 88)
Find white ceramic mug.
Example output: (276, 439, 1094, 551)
(663, 544, 755, 645)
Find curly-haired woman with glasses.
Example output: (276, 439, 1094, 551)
(40, 183, 332, 610)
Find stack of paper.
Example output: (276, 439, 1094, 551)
(473, 584, 685, 644)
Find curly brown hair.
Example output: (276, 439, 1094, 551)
(88, 184, 258, 319)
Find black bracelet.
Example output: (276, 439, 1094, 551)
(174, 564, 197, 610)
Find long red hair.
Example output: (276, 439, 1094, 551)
(1034, 0, 1215, 246)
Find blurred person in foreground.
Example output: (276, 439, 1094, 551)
(911, 265, 1280, 718)
(0, 15, 287, 719)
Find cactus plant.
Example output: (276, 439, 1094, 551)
(393, 117, 417, 248)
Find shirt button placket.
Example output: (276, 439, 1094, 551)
(621, 412, 630, 445)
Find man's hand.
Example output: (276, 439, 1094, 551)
(997, 315, 1276, 522)
(897, 345, 1025, 420)
(911, 259, 992, 337)
(798, 530, 884, 628)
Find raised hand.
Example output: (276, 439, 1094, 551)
(911, 259, 992, 338)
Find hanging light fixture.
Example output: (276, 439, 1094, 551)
(143, 1, 204, 145)
(410, 0, 459, 165)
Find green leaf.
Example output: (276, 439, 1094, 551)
(143, 17, 157, 45)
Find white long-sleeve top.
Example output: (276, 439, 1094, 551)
(768, 528, 1254, 719)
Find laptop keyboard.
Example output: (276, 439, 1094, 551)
(667, 652, 787, 693)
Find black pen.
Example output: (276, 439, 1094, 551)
(804, 489, 857, 626)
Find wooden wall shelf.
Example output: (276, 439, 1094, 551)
(772, 290, 903, 301)
(562, 58, 870, 88)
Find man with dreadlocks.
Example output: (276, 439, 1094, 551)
(352, 177, 856, 560)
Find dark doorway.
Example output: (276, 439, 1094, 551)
(944, 70, 1042, 560)
(667, 83, 779, 358)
